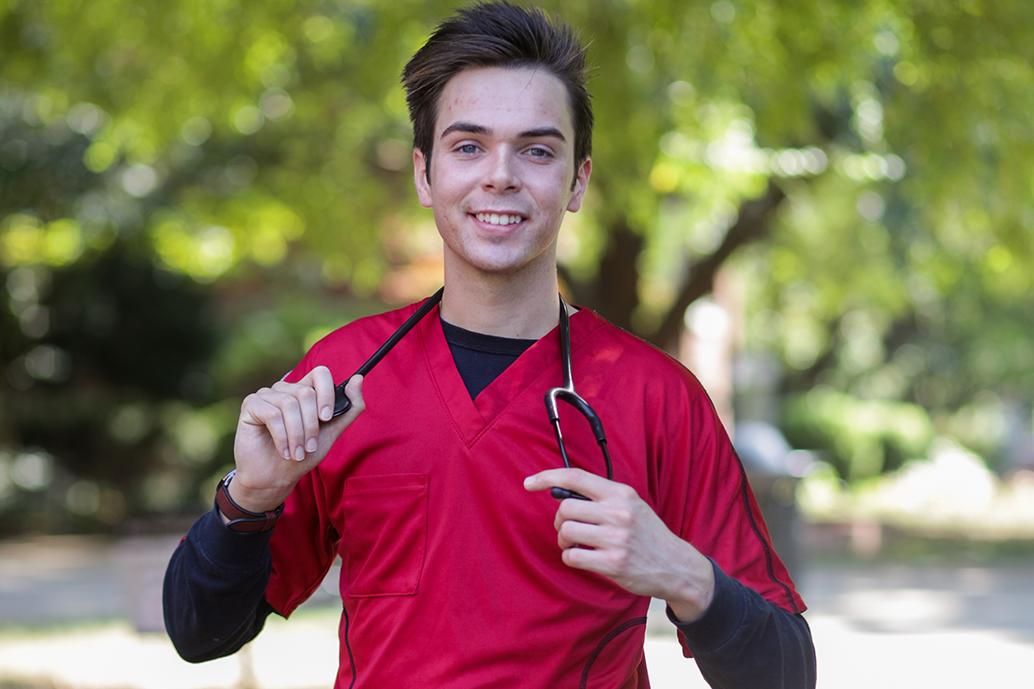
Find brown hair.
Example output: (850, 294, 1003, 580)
(402, 2, 592, 182)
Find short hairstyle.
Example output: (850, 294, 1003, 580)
(402, 2, 593, 181)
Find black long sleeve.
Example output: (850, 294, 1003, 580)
(667, 560, 817, 689)
(163, 508, 276, 662)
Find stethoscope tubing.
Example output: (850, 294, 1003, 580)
(331, 287, 444, 418)
(329, 289, 611, 500)
(545, 297, 612, 500)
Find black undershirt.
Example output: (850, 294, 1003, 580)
(439, 316, 536, 399)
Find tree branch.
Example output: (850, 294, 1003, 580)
(647, 180, 787, 350)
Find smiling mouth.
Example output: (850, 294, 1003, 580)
(472, 211, 525, 226)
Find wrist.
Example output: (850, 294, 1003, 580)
(215, 470, 285, 533)
(664, 546, 716, 624)
(227, 470, 291, 513)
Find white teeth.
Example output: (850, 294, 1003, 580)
(476, 212, 522, 225)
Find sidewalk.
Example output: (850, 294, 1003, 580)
(1, 535, 1032, 688)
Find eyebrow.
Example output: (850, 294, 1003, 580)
(439, 121, 567, 142)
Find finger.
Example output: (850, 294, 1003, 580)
(553, 497, 607, 531)
(241, 395, 291, 460)
(556, 520, 606, 550)
(561, 545, 611, 574)
(273, 380, 321, 454)
(265, 390, 307, 461)
(524, 468, 616, 501)
(298, 384, 321, 453)
(307, 366, 336, 422)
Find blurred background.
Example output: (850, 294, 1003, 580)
(1, 0, 1032, 687)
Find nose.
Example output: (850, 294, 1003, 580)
(482, 148, 521, 193)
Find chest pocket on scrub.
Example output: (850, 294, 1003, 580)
(341, 473, 429, 597)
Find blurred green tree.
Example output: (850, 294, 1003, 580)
(1, 0, 1031, 527)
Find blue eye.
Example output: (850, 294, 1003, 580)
(527, 146, 553, 158)
(456, 143, 479, 155)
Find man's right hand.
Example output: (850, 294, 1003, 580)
(229, 367, 365, 513)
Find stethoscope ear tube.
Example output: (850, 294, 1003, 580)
(332, 390, 354, 418)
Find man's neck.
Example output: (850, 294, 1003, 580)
(439, 258, 562, 339)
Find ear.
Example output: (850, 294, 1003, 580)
(566, 157, 592, 213)
(413, 147, 432, 208)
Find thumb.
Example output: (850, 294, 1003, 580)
(341, 374, 366, 418)
(315, 375, 366, 455)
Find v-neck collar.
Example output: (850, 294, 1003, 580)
(419, 304, 600, 448)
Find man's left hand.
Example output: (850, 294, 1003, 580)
(524, 468, 715, 623)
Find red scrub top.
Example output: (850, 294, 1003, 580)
(267, 299, 804, 689)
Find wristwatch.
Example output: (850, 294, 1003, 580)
(215, 469, 284, 533)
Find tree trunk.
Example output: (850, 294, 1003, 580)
(590, 219, 644, 332)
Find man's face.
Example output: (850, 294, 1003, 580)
(413, 66, 591, 279)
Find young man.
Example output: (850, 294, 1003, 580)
(164, 4, 816, 688)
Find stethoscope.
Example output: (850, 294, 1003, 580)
(330, 288, 612, 500)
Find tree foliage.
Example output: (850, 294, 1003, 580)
(1, 0, 1032, 529)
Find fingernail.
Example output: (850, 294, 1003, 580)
(306, 438, 318, 453)
(281, 448, 291, 460)
(523, 477, 534, 488)
(320, 406, 331, 421)
(294, 446, 305, 461)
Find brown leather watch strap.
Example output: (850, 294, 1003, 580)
(214, 470, 284, 533)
